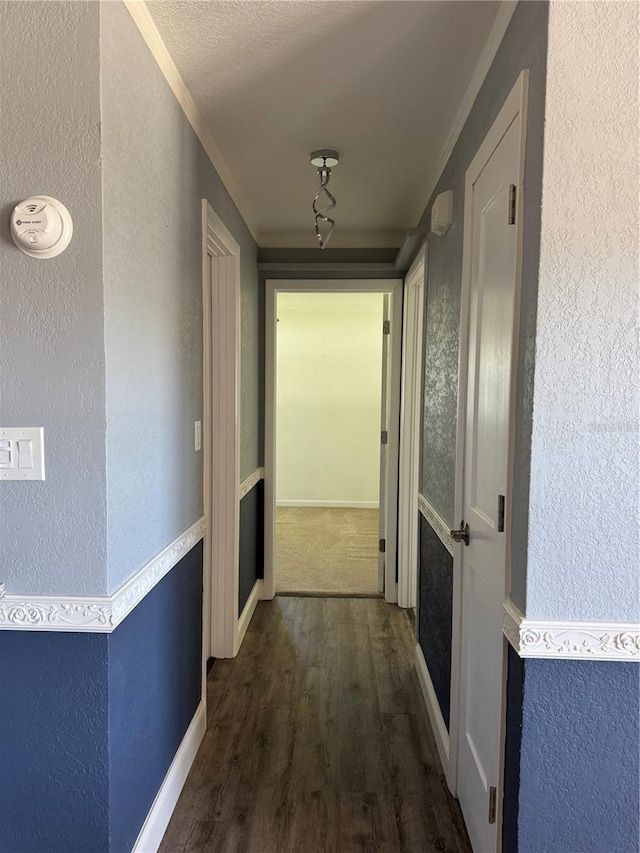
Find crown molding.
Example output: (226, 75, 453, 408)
(411, 0, 518, 226)
(122, 1, 258, 243)
(418, 494, 455, 556)
(503, 599, 640, 662)
(239, 467, 264, 500)
(0, 517, 206, 633)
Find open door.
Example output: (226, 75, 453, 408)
(377, 295, 390, 594)
(376, 288, 403, 603)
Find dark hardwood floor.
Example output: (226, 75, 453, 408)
(159, 596, 471, 853)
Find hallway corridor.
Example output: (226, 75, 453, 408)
(159, 597, 471, 853)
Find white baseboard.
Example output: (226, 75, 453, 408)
(276, 500, 379, 509)
(414, 644, 454, 793)
(132, 700, 206, 853)
(237, 579, 263, 651)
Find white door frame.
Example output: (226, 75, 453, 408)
(398, 245, 427, 609)
(264, 278, 403, 603)
(202, 199, 242, 660)
(450, 71, 528, 834)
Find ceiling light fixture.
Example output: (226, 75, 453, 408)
(311, 148, 339, 249)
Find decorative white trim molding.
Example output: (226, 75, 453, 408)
(132, 700, 206, 853)
(417, 494, 455, 556)
(0, 517, 206, 633)
(123, 1, 258, 242)
(239, 467, 264, 501)
(414, 644, 455, 794)
(503, 599, 640, 662)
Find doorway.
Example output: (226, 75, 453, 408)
(275, 291, 384, 595)
(264, 280, 403, 604)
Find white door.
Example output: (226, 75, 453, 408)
(378, 294, 391, 594)
(456, 84, 525, 852)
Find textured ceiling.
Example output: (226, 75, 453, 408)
(148, 0, 502, 248)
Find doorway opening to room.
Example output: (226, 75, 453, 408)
(264, 280, 403, 603)
(277, 291, 382, 595)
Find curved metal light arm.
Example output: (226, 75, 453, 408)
(313, 167, 337, 249)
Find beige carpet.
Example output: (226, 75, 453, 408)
(275, 507, 380, 594)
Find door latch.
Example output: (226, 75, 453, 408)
(450, 521, 470, 546)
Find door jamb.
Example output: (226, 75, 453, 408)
(264, 279, 403, 603)
(202, 199, 242, 660)
(398, 245, 428, 609)
(450, 70, 529, 831)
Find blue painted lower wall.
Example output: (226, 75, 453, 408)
(504, 649, 640, 853)
(239, 479, 264, 616)
(0, 541, 203, 853)
(0, 631, 110, 853)
(503, 645, 525, 853)
(109, 540, 203, 852)
(418, 514, 453, 729)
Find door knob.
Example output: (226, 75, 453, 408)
(450, 522, 470, 546)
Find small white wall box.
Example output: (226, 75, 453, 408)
(11, 196, 73, 259)
(431, 190, 453, 236)
(0, 428, 45, 480)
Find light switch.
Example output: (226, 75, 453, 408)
(17, 439, 33, 468)
(0, 440, 13, 468)
(0, 428, 45, 480)
(194, 420, 202, 452)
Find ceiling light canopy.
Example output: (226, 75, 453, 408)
(311, 148, 339, 249)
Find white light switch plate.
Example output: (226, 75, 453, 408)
(0, 428, 45, 480)
(194, 420, 202, 452)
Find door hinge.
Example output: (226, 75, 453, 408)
(497, 494, 505, 533)
(383, 319, 391, 335)
(488, 786, 497, 824)
(381, 430, 388, 445)
(379, 538, 386, 553)
(508, 185, 516, 225)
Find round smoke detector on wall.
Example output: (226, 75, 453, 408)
(11, 196, 73, 259)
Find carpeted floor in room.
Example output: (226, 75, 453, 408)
(275, 506, 380, 595)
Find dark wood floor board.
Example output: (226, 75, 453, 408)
(392, 791, 450, 853)
(384, 713, 470, 853)
(206, 659, 236, 722)
(339, 605, 381, 705)
(339, 792, 402, 853)
(338, 617, 390, 794)
(246, 707, 297, 852)
(303, 596, 342, 669)
(160, 597, 471, 853)
(368, 607, 420, 715)
(257, 613, 306, 710)
(286, 665, 340, 853)
(342, 595, 379, 626)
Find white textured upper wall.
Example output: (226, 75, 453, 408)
(276, 293, 384, 506)
(527, 1, 640, 622)
(101, 2, 259, 592)
(0, 2, 108, 596)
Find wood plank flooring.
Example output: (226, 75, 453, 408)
(159, 597, 471, 853)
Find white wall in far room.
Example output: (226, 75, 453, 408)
(276, 292, 384, 507)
